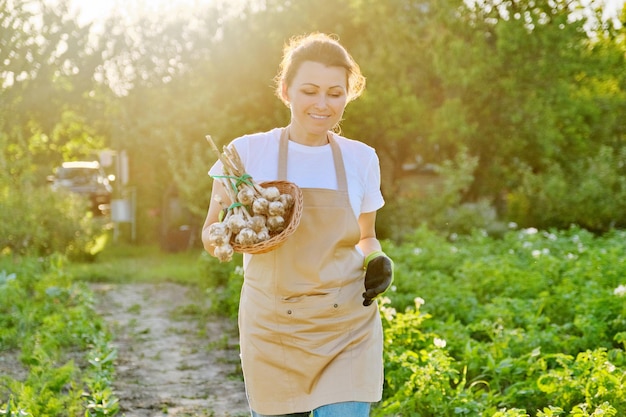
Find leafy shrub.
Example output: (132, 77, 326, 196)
(508, 146, 626, 232)
(204, 263, 243, 321)
(196, 250, 243, 319)
(379, 149, 506, 241)
(0, 183, 107, 260)
(197, 250, 241, 289)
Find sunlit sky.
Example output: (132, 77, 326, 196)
(65, 0, 625, 24)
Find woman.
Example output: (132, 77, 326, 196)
(202, 32, 394, 417)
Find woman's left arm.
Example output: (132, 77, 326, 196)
(357, 211, 382, 256)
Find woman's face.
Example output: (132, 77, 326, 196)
(284, 61, 348, 138)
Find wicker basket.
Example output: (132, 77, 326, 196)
(231, 180, 303, 254)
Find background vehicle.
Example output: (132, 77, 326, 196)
(48, 161, 115, 215)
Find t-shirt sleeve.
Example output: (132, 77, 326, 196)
(208, 159, 223, 177)
(360, 150, 385, 214)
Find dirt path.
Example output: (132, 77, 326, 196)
(91, 283, 249, 417)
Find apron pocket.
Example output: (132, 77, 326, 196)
(278, 289, 345, 349)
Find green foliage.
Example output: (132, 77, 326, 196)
(374, 298, 485, 416)
(201, 256, 243, 321)
(378, 147, 507, 240)
(0, 182, 107, 259)
(508, 146, 626, 232)
(4, 0, 626, 240)
(0, 257, 119, 416)
(1, 0, 109, 184)
(371, 226, 626, 415)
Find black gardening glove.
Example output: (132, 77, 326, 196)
(362, 250, 394, 306)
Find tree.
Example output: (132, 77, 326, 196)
(1, 0, 110, 183)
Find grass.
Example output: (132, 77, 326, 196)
(66, 243, 209, 285)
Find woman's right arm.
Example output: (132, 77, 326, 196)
(201, 179, 231, 257)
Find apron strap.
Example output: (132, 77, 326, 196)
(278, 128, 289, 180)
(278, 127, 348, 192)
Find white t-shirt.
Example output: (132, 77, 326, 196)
(209, 127, 384, 218)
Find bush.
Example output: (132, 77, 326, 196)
(379, 148, 506, 242)
(508, 146, 626, 232)
(0, 184, 107, 260)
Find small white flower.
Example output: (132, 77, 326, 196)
(450, 246, 458, 253)
(542, 248, 550, 255)
(379, 297, 396, 321)
(532, 250, 541, 258)
(524, 227, 538, 235)
(414, 297, 425, 309)
(381, 306, 396, 321)
(566, 253, 576, 260)
(413, 247, 423, 255)
(606, 361, 616, 373)
(508, 222, 518, 229)
(614, 284, 626, 297)
(433, 337, 447, 348)
(545, 232, 557, 241)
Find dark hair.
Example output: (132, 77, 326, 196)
(274, 33, 366, 105)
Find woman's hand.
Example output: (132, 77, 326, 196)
(362, 251, 394, 306)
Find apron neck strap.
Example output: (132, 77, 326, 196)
(278, 127, 348, 192)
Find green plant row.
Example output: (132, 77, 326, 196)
(375, 225, 626, 416)
(0, 256, 119, 417)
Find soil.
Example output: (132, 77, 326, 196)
(91, 282, 250, 417)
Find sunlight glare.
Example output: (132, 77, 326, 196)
(67, 0, 215, 24)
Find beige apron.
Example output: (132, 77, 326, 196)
(239, 129, 383, 415)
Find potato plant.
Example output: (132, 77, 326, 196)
(376, 225, 626, 416)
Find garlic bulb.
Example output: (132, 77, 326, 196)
(252, 197, 269, 216)
(256, 227, 270, 242)
(262, 186, 281, 201)
(235, 227, 257, 246)
(279, 193, 294, 210)
(268, 201, 285, 216)
(237, 187, 255, 205)
(250, 215, 267, 233)
(214, 244, 234, 262)
(267, 215, 285, 232)
(207, 222, 231, 246)
(227, 214, 247, 234)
